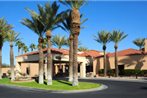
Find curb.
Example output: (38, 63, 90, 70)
(80, 77, 147, 83)
(0, 84, 108, 94)
(51, 84, 108, 93)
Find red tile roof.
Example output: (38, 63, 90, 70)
(107, 48, 147, 57)
(78, 50, 103, 57)
(17, 48, 69, 57)
(16, 48, 102, 58)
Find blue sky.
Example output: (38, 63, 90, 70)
(0, 1, 147, 64)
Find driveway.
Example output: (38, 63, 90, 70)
(0, 79, 147, 98)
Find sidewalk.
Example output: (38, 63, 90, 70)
(80, 76, 147, 83)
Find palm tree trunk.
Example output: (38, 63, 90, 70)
(71, 8, 80, 86)
(38, 37, 44, 84)
(104, 50, 107, 77)
(68, 35, 73, 82)
(46, 30, 52, 85)
(103, 45, 107, 77)
(10, 42, 15, 81)
(0, 47, 2, 79)
(72, 34, 79, 86)
(115, 45, 119, 77)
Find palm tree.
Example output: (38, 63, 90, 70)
(133, 38, 145, 78)
(0, 18, 13, 79)
(6, 30, 19, 81)
(42, 38, 47, 49)
(133, 38, 145, 51)
(60, 12, 74, 82)
(38, 2, 67, 85)
(21, 42, 25, 54)
(52, 34, 68, 76)
(21, 8, 45, 84)
(30, 43, 36, 51)
(52, 34, 68, 49)
(78, 46, 88, 51)
(61, 11, 87, 82)
(60, 0, 86, 86)
(110, 30, 127, 77)
(94, 31, 110, 77)
(22, 45, 29, 53)
(15, 40, 23, 55)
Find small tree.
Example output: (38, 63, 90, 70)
(30, 43, 36, 51)
(22, 45, 29, 53)
(15, 40, 23, 55)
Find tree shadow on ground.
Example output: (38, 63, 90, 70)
(56, 79, 72, 86)
(140, 86, 147, 90)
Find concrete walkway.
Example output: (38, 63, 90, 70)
(81, 76, 147, 83)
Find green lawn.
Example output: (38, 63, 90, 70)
(0, 78, 101, 90)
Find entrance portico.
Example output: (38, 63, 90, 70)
(15, 48, 99, 78)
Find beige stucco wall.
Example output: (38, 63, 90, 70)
(21, 63, 39, 77)
(2, 68, 10, 75)
(16, 53, 90, 78)
(145, 39, 147, 52)
(94, 54, 147, 73)
(108, 55, 147, 70)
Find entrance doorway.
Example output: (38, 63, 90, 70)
(118, 65, 125, 76)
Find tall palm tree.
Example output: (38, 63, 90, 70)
(6, 30, 19, 81)
(0, 18, 12, 79)
(21, 8, 45, 84)
(52, 34, 68, 49)
(94, 31, 110, 77)
(22, 45, 29, 53)
(60, 11, 73, 82)
(61, 11, 87, 82)
(30, 43, 36, 51)
(60, 0, 86, 86)
(37, 2, 67, 85)
(110, 30, 127, 77)
(78, 46, 88, 51)
(15, 40, 23, 55)
(133, 38, 145, 51)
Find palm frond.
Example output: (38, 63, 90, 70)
(52, 34, 68, 49)
(60, 0, 86, 9)
(110, 30, 127, 44)
(78, 46, 88, 51)
(94, 31, 111, 45)
(133, 38, 145, 50)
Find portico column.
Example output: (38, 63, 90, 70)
(55, 64, 58, 75)
(80, 62, 86, 78)
(63, 64, 65, 73)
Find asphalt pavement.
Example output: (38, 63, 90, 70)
(0, 79, 147, 98)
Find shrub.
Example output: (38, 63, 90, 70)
(98, 69, 147, 77)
